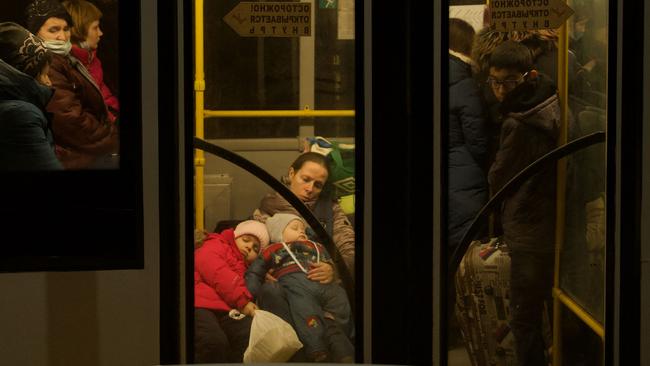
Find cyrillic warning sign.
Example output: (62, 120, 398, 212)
(488, 0, 574, 31)
(223, 2, 312, 37)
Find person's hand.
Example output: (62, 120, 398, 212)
(241, 301, 258, 317)
(265, 269, 278, 283)
(308, 262, 334, 284)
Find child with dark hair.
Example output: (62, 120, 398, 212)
(486, 40, 559, 366)
(246, 213, 353, 363)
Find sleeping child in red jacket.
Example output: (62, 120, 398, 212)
(193, 220, 269, 363)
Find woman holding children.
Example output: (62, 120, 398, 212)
(252, 152, 356, 353)
(194, 152, 356, 362)
(253, 151, 355, 276)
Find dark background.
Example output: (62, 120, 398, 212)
(369, 1, 434, 363)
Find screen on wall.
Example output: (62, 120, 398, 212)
(0, 0, 142, 271)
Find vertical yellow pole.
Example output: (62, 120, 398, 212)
(553, 18, 570, 366)
(195, 0, 206, 230)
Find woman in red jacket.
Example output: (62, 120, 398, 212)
(194, 220, 270, 363)
(62, 0, 119, 122)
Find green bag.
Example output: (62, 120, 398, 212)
(306, 137, 355, 197)
(328, 141, 355, 196)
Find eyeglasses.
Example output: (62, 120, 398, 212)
(486, 71, 528, 89)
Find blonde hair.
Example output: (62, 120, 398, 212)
(62, 0, 102, 44)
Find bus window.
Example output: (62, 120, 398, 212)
(194, 1, 357, 363)
(202, 1, 355, 139)
(447, 1, 608, 365)
(559, 0, 608, 364)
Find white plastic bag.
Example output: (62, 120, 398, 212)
(243, 310, 303, 363)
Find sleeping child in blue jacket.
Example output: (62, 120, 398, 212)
(245, 213, 353, 363)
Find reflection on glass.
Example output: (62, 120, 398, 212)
(448, 1, 608, 365)
(0, 0, 120, 171)
(0, 22, 63, 170)
(561, 0, 608, 324)
(204, 0, 299, 139)
(203, 2, 355, 139)
(559, 306, 604, 365)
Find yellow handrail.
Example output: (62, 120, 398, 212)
(553, 8, 606, 365)
(553, 19, 570, 366)
(204, 109, 355, 118)
(195, 0, 205, 230)
(552, 288, 605, 340)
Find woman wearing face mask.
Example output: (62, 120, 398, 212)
(62, 0, 119, 123)
(25, 0, 118, 170)
(0, 22, 62, 170)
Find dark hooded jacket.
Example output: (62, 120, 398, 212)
(488, 74, 560, 253)
(448, 54, 488, 249)
(0, 59, 62, 170)
(472, 28, 581, 171)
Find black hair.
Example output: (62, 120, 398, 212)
(488, 40, 534, 73)
(449, 18, 475, 56)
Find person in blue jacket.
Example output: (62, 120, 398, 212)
(448, 18, 488, 251)
(246, 213, 353, 363)
(0, 22, 62, 170)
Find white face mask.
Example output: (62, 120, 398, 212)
(43, 39, 72, 56)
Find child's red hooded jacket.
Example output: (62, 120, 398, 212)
(194, 229, 253, 312)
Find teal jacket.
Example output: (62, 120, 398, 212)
(0, 59, 62, 170)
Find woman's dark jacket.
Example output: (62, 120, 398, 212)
(0, 59, 62, 170)
(448, 54, 488, 249)
(46, 53, 119, 169)
(488, 74, 560, 254)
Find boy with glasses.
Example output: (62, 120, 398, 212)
(487, 40, 560, 366)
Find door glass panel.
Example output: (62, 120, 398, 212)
(314, 0, 355, 137)
(194, 0, 357, 363)
(561, 0, 608, 325)
(203, 1, 299, 138)
(447, 1, 608, 365)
